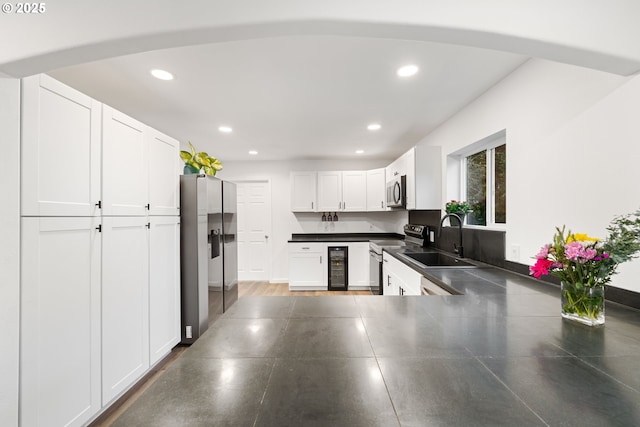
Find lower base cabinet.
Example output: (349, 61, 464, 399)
(20, 217, 102, 427)
(289, 243, 325, 290)
(288, 241, 370, 291)
(149, 216, 181, 366)
(101, 216, 150, 405)
(21, 216, 181, 426)
(383, 252, 422, 296)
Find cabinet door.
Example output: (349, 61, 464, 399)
(147, 129, 180, 216)
(149, 216, 181, 366)
(403, 148, 417, 210)
(346, 242, 370, 289)
(102, 216, 150, 404)
(316, 171, 342, 211)
(21, 74, 101, 217)
(290, 172, 317, 212)
(21, 217, 101, 427)
(102, 105, 148, 216)
(288, 243, 325, 290)
(341, 171, 367, 211)
(366, 168, 386, 211)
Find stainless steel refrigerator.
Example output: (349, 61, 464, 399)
(180, 174, 238, 344)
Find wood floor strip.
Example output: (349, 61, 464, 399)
(237, 281, 371, 297)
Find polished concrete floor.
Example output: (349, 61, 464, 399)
(106, 291, 640, 426)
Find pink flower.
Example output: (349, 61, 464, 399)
(530, 258, 553, 279)
(535, 244, 550, 259)
(564, 241, 584, 261)
(582, 248, 597, 260)
(603, 253, 610, 259)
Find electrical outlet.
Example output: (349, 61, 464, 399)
(429, 231, 435, 243)
(186, 325, 192, 339)
(510, 244, 520, 261)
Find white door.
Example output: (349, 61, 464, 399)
(102, 105, 148, 216)
(147, 129, 180, 216)
(236, 181, 271, 281)
(21, 74, 101, 217)
(149, 216, 181, 365)
(21, 217, 101, 427)
(102, 216, 149, 404)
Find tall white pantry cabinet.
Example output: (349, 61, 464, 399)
(20, 74, 181, 426)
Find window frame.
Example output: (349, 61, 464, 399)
(457, 132, 506, 230)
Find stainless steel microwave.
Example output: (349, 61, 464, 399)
(386, 175, 406, 208)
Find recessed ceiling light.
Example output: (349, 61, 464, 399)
(218, 126, 232, 133)
(248, 150, 258, 155)
(367, 123, 381, 131)
(150, 69, 174, 80)
(355, 150, 364, 154)
(397, 65, 419, 77)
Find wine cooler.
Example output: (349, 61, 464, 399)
(328, 246, 348, 291)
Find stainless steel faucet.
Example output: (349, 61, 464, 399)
(438, 213, 464, 258)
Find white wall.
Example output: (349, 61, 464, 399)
(0, 78, 20, 427)
(417, 58, 640, 292)
(220, 159, 407, 281)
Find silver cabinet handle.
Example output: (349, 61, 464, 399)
(311, 202, 314, 209)
(302, 247, 310, 250)
(343, 201, 346, 210)
(381, 201, 383, 208)
(320, 256, 322, 264)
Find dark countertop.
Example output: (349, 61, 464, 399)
(117, 274, 640, 426)
(113, 246, 640, 426)
(289, 232, 404, 243)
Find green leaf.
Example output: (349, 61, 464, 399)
(179, 150, 193, 162)
(188, 141, 196, 157)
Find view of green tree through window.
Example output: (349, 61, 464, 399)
(494, 144, 506, 224)
(465, 143, 506, 226)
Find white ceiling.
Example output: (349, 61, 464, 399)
(49, 36, 527, 162)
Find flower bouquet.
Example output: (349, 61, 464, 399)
(530, 210, 640, 326)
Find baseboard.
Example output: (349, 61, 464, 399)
(503, 260, 640, 311)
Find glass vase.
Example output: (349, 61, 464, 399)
(560, 281, 605, 326)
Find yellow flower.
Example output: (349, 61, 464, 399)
(567, 233, 599, 243)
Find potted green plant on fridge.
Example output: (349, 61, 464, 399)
(180, 141, 223, 176)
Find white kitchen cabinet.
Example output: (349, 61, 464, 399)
(20, 217, 101, 427)
(102, 105, 148, 216)
(290, 172, 317, 212)
(341, 171, 367, 211)
(317, 171, 367, 212)
(346, 242, 370, 289)
(101, 216, 150, 404)
(21, 74, 101, 217)
(366, 168, 386, 211)
(403, 146, 442, 210)
(288, 242, 326, 290)
(149, 216, 181, 366)
(147, 129, 180, 216)
(316, 171, 342, 211)
(383, 251, 422, 296)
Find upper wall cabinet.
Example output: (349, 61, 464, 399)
(291, 172, 317, 212)
(405, 145, 442, 210)
(366, 168, 386, 211)
(102, 105, 149, 216)
(147, 129, 180, 216)
(21, 74, 102, 217)
(317, 171, 367, 212)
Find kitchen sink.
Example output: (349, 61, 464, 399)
(402, 252, 476, 268)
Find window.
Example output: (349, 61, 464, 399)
(460, 135, 506, 227)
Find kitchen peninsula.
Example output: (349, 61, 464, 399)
(110, 263, 640, 426)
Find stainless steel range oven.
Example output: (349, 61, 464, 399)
(369, 224, 429, 295)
